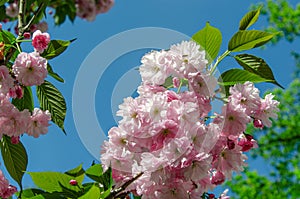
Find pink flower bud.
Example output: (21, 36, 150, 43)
(23, 32, 31, 39)
(253, 119, 264, 128)
(0, 23, 2, 30)
(11, 136, 20, 144)
(208, 193, 215, 199)
(69, 179, 78, 186)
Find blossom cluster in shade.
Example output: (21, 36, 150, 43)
(76, 0, 114, 21)
(100, 41, 280, 198)
(0, 30, 51, 141)
(0, 170, 17, 199)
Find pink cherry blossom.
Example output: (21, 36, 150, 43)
(32, 30, 50, 53)
(139, 50, 170, 85)
(76, 0, 97, 21)
(12, 52, 48, 86)
(254, 93, 279, 127)
(220, 103, 250, 137)
(26, 108, 51, 138)
(9, 85, 23, 99)
(211, 170, 226, 185)
(0, 65, 14, 95)
(169, 41, 208, 77)
(96, 0, 114, 14)
(229, 81, 261, 114)
(0, 105, 30, 137)
(0, 170, 17, 199)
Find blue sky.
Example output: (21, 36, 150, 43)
(1, 0, 300, 195)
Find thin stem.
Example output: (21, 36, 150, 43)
(210, 50, 231, 75)
(23, 2, 45, 33)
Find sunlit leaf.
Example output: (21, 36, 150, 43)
(239, 6, 262, 30)
(228, 30, 275, 52)
(192, 22, 222, 62)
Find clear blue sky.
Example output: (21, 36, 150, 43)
(1, 0, 299, 195)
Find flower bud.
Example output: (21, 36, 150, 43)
(69, 179, 78, 186)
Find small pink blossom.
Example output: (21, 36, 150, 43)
(32, 30, 50, 53)
(5, 3, 18, 18)
(253, 119, 264, 128)
(12, 52, 48, 86)
(238, 133, 258, 152)
(26, 108, 51, 138)
(23, 32, 31, 39)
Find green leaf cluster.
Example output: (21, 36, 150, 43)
(20, 164, 114, 199)
(192, 6, 282, 96)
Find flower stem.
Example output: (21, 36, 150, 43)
(210, 50, 231, 75)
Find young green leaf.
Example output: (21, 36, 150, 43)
(36, 80, 67, 134)
(12, 86, 34, 112)
(228, 30, 275, 52)
(64, 164, 85, 184)
(218, 68, 270, 86)
(192, 22, 222, 62)
(41, 39, 75, 60)
(234, 54, 284, 88)
(0, 136, 28, 190)
(28, 172, 81, 193)
(239, 6, 262, 30)
(47, 64, 64, 83)
(85, 163, 103, 182)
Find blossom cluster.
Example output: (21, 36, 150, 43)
(101, 41, 279, 198)
(0, 30, 51, 141)
(0, 170, 17, 199)
(76, 0, 114, 21)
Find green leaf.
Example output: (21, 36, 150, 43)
(41, 39, 75, 60)
(0, 135, 28, 190)
(12, 86, 34, 112)
(192, 22, 222, 62)
(65, 164, 85, 184)
(85, 164, 103, 182)
(99, 167, 113, 191)
(218, 68, 271, 86)
(239, 6, 262, 30)
(47, 64, 64, 83)
(0, 0, 8, 7)
(28, 172, 81, 193)
(78, 184, 101, 199)
(228, 30, 275, 52)
(234, 54, 284, 88)
(36, 80, 66, 134)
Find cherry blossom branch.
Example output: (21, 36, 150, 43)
(107, 172, 143, 199)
